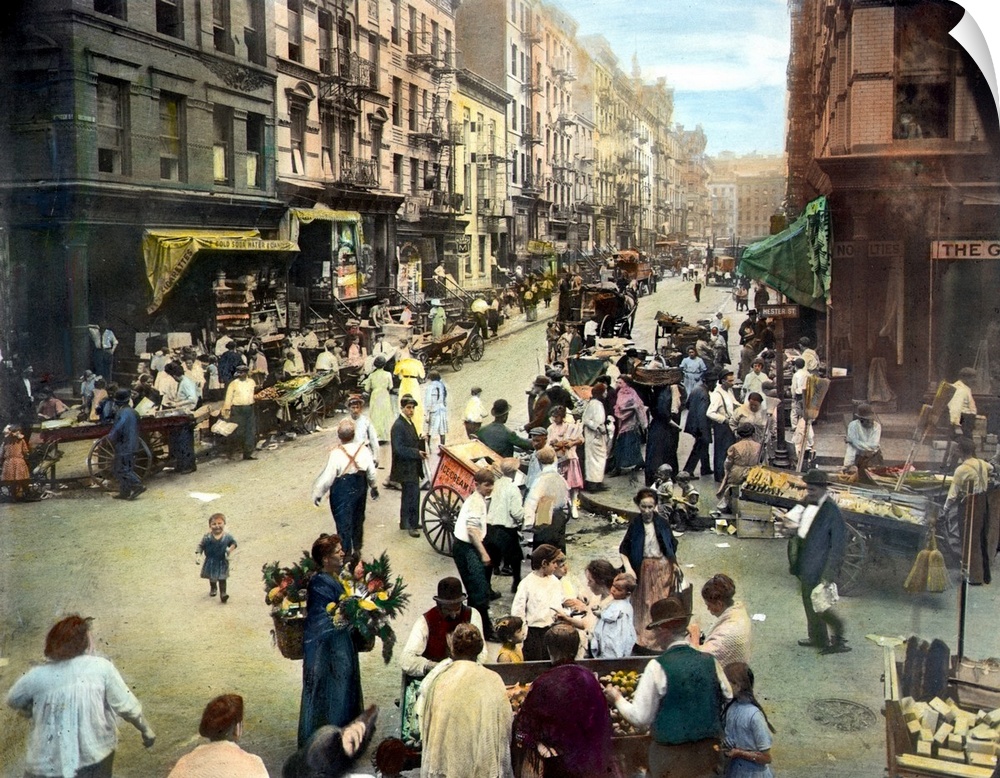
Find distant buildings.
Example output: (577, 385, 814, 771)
(709, 153, 786, 243)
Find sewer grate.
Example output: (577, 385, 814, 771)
(808, 698, 878, 733)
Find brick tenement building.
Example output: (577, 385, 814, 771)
(785, 0, 1000, 407)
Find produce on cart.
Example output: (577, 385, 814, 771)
(255, 372, 340, 432)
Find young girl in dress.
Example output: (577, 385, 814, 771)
(196, 513, 238, 603)
(722, 663, 776, 777)
(589, 573, 637, 659)
(494, 616, 525, 663)
(1, 424, 31, 501)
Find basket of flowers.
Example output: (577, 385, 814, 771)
(262, 552, 318, 660)
(330, 552, 410, 664)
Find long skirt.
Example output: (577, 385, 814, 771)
(614, 429, 645, 470)
(583, 430, 608, 483)
(633, 557, 677, 652)
(368, 388, 395, 440)
(557, 457, 584, 490)
(712, 422, 736, 483)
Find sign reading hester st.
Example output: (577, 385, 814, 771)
(760, 304, 800, 319)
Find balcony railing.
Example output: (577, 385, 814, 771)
(424, 190, 464, 213)
(520, 175, 543, 195)
(320, 48, 377, 91)
(339, 155, 379, 188)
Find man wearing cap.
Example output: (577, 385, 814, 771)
(222, 364, 258, 460)
(604, 595, 732, 778)
(843, 404, 882, 469)
(400, 577, 487, 678)
(476, 399, 532, 458)
(390, 394, 426, 537)
(312, 419, 379, 554)
(524, 427, 549, 490)
(428, 299, 447, 340)
(707, 371, 738, 484)
(942, 437, 997, 585)
(737, 310, 758, 348)
(107, 389, 145, 499)
(523, 447, 570, 552)
(949, 367, 979, 439)
(786, 470, 850, 653)
(218, 340, 244, 386)
(314, 341, 340, 373)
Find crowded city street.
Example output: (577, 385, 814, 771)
(3, 273, 999, 777)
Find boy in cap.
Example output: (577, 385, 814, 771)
(222, 364, 258, 460)
(107, 388, 145, 499)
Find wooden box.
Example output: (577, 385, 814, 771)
(733, 498, 780, 538)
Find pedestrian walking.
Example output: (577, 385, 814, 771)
(390, 394, 426, 537)
(423, 371, 448, 447)
(362, 356, 394, 441)
(6, 615, 157, 777)
(683, 373, 714, 479)
(786, 469, 851, 654)
(312, 419, 380, 554)
(394, 351, 425, 432)
(347, 394, 380, 465)
(222, 364, 258, 460)
(693, 280, 703, 302)
(707, 370, 739, 483)
(463, 386, 488, 438)
(452, 468, 498, 639)
(196, 513, 238, 603)
(108, 388, 146, 499)
(428, 299, 447, 340)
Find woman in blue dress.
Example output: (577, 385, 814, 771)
(297, 534, 363, 748)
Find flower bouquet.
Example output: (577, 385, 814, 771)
(262, 552, 318, 660)
(329, 552, 410, 664)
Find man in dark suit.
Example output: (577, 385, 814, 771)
(682, 372, 715, 478)
(390, 394, 426, 538)
(475, 399, 532, 458)
(788, 469, 850, 654)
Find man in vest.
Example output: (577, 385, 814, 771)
(604, 595, 732, 777)
(399, 577, 487, 678)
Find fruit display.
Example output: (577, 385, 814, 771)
(743, 466, 807, 501)
(600, 670, 644, 736)
(254, 386, 281, 401)
(830, 490, 924, 524)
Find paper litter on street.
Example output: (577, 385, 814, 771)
(752, 613, 766, 622)
(715, 542, 731, 548)
(188, 492, 222, 502)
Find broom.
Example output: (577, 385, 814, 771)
(904, 533, 931, 593)
(925, 532, 948, 593)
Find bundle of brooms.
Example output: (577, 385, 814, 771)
(904, 517, 948, 593)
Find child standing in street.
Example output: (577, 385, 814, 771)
(463, 386, 488, 438)
(721, 662, 776, 777)
(589, 573, 637, 659)
(196, 513, 237, 603)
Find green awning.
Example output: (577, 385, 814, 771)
(737, 196, 832, 311)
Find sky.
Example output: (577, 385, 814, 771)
(555, 0, 1000, 159)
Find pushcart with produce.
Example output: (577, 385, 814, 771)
(408, 325, 477, 373)
(560, 284, 637, 338)
(254, 371, 342, 433)
(737, 465, 946, 594)
(382, 656, 653, 776)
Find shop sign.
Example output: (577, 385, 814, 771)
(931, 240, 1000, 260)
(437, 455, 474, 494)
(833, 241, 902, 258)
(527, 239, 554, 255)
(399, 241, 422, 263)
(759, 304, 800, 319)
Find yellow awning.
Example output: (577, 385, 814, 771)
(143, 229, 298, 313)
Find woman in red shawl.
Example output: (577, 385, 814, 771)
(610, 375, 647, 473)
(513, 624, 612, 778)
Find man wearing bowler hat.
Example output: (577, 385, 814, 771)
(604, 595, 731, 777)
(399, 576, 487, 678)
(475, 398, 532, 457)
(786, 469, 850, 654)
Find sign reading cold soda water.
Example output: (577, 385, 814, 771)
(760, 304, 800, 319)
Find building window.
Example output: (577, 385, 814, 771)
(318, 9, 333, 74)
(431, 20, 439, 60)
(408, 84, 418, 131)
(96, 79, 127, 174)
(391, 0, 401, 45)
(895, 3, 954, 140)
(511, 44, 517, 76)
(444, 29, 452, 68)
(246, 112, 264, 187)
(479, 235, 487, 274)
(370, 121, 383, 171)
(511, 149, 518, 184)
(321, 112, 335, 176)
(410, 157, 419, 194)
(407, 5, 416, 53)
(392, 78, 402, 126)
(213, 104, 233, 183)
(287, 0, 302, 62)
(155, 0, 183, 38)
(511, 99, 517, 131)
(393, 154, 402, 193)
(158, 92, 184, 181)
(94, 0, 125, 19)
(289, 102, 306, 174)
(212, 0, 232, 53)
(243, 0, 265, 64)
(368, 34, 379, 90)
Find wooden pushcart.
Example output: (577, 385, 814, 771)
(420, 439, 505, 556)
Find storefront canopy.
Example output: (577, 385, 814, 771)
(143, 229, 298, 313)
(737, 196, 832, 311)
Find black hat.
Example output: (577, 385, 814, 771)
(433, 577, 466, 604)
(802, 469, 829, 486)
(400, 394, 418, 408)
(491, 398, 510, 416)
(646, 596, 691, 629)
(234, 364, 249, 374)
(113, 388, 132, 405)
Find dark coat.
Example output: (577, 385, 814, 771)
(476, 421, 531, 458)
(792, 497, 848, 588)
(108, 405, 140, 453)
(389, 414, 424, 483)
(620, 515, 677, 583)
(684, 384, 711, 437)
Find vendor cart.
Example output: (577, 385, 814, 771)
(32, 412, 195, 489)
(409, 326, 473, 373)
(560, 284, 636, 339)
(255, 371, 341, 433)
(738, 467, 944, 595)
(386, 656, 652, 776)
(420, 439, 505, 555)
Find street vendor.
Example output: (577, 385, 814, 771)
(949, 367, 979, 439)
(942, 436, 998, 585)
(843, 403, 882, 469)
(369, 298, 393, 328)
(428, 299, 447, 340)
(476, 399, 532, 458)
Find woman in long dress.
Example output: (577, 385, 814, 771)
(581, 382, 610, 492)
(394, 355, 426, 431)
(547, 404, 584, 517)
(611, 375, 648, 472)
(298, 534, 363, 747)
(363, 356, 395, 440)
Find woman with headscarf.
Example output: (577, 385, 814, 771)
(582, 383, 611, 492)
(547, 405, 584, 517)
(362, 356, 395, 441)
(610, 375, 647, 474)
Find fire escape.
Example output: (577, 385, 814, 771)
(519, 16, 544, 198)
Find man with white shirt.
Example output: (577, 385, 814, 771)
(451, 468, 497, 640)
(790, 357, 814, 461)
(89, 322, 118, 379)
(603, 595, 732, 778)
(785, 469, 849, 654)
(706, 370, 738, 483)
(311, 419, 379, 553)
(948, 366, 979, 439)
(741, 358, 767, 401)
(314, 341, 340, 373)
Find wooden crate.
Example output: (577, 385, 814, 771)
(733, 498, 779, 538)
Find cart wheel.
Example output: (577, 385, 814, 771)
(416, 350, 428, 368)
(450, 351, 464, 372)
(421, 486, 463, 556)
(31, 442, 62, 485)
(836, 524, 868, 596)
(302, 394, 327, 431)
(468, 334, 485, 362)
(88, 436, 153, 488)
(144, 430, 169, 462)
(599, 314, 614, 338)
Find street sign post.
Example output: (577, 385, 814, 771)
(760, 303, 800, 319)
(758, 303, 800, 469)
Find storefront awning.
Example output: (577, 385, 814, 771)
(737, 196, 832, 312)
(288, 208, 362, 223)
(143, 229, 298, 313)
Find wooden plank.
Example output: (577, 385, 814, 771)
(896, 754, 995, 777)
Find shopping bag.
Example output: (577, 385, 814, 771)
(810, 581, 839, 613)
(211, 419, 238, 437)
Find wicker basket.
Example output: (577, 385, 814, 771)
(632, 366, 682, 386)
(271, 612, 306, 660)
